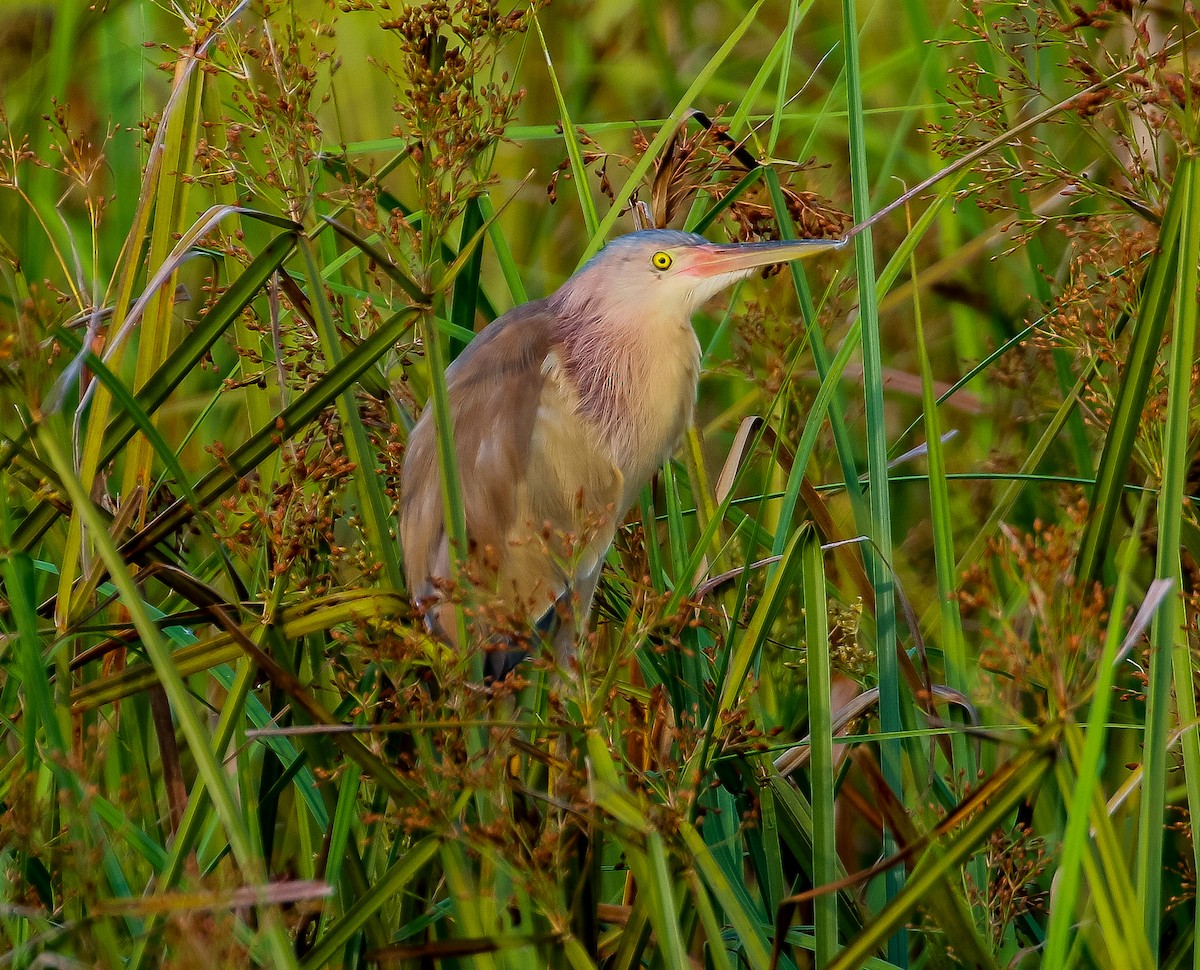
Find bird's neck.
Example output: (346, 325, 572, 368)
(553, 301, 701, 503)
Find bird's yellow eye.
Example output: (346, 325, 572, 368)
(651, 251, 673, 270)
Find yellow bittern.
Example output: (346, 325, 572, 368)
(401, 229, 839, 679)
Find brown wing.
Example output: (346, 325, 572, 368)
(400, 301, 623, 648)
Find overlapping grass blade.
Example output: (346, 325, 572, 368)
(821, 728, 1059, 970)
(1074, 160, 1189, 585)
(532, 14, 599, 238)
(70, 589, 408, 710)
(1140, 153, 1200, 948)
(37, 416, 299, 969)
(680, 822, 774, 970)
(840, 3, 905, 957)
(123, 307, 420, 556)
(301, 836, 441, 970)
(299, 239, 404, 589)
(579, 0, 772, 263)
(801, 527, 838, 966)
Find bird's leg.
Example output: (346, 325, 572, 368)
(549, 559, 605, 674)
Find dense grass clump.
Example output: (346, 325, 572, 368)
(0, 1, 1198, 967)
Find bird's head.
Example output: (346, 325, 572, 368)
(551, 228, 844, 325)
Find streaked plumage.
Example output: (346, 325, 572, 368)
(400, 229, 840, 679)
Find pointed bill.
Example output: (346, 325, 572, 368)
(684, 237, 847, 278)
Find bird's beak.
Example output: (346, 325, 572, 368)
(684, 237, 846, 278)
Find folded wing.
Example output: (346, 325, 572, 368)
(400, 301, 623, 672)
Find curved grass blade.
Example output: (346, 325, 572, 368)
(532, 13, 598, 238)
(10, 230, 298, 555)
(71, 589, 408, 711)
(99, 229, 299, 465)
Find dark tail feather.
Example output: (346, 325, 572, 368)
(483, 640, 529, 681)
(482, 603, 562, 682)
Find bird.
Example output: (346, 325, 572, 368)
(400, 228, 841, 680)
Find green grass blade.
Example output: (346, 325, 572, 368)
(909, 217, 988, 935)
(1165, 152, 1200, 970)
(127, 656, 260, 970)
(2, 550, 65, 763)
(479, 191, 528, 305)
(98, 229, 298, 464)
(840, 2, 904, 957)
(910, 274, 968, 686)
(1044, 498, 1151, 968)
(802, 527, 838, 966)
(686, 870, 737, 970)
(37, 416, 299, 969)
(1141, 153, 1200, 950)
(715, 527, 805, 717)
(644, 831, 688, 969)
(8, 229, 297, 554)
(532, 14, 598, 239)
(301, 836, 441, 970)
(680, 822, 773, 970)
(450, 195, 485, 353)
(124, 307, 420, 556)
(52, 37, 208, 627)
(1074, 160, 1189, 585)
(116, 44, 206, 522)
(416, 303, 473, 662)
(827, 729, 1059, 970)
(763, 167, 869, 538)
(315, 760, 363, 943)
(299, 239, 404, 590)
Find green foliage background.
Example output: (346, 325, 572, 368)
(0, 1, 1198, 968)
